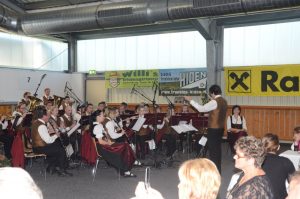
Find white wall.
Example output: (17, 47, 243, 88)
(77, 31, 206, 72)
(0, 68, 85, 103)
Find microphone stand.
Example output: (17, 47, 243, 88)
(33, 74, 46, 97)
(65, 86, 83, 105)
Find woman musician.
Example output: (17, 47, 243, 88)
(91, 110, 137, 177)
(0, 114, 14, 159)
(135, 105, 151, 160)
(103, 107, 128, 143)
(155, 106, 177, 159)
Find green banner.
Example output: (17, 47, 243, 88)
(105, 70, 159, 88)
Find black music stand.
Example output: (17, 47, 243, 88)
(191, 116, 208, 158)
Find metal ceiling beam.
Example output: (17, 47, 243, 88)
(216, 8, 300, 27)
(190, 19, 212, 40)
(0, 0, 25, 14)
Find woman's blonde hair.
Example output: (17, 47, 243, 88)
(178, 158, 221, 199)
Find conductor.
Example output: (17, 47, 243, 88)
(184, 85, 227, 173)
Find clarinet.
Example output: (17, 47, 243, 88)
(48, 118, 68, 148)
(114, 118, 132, 144)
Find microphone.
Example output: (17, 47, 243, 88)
(41, 74, 46, 80)
(130, 84, 136, 94)
(64, 82, 68, 93)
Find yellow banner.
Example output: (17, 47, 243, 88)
(105, 70, 159, 88)
(225, 65, 300, 96)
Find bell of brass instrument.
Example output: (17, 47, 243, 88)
(28, 96, 43, 112)
(0, 114, 15, 120)
(53, 95, 64, 108)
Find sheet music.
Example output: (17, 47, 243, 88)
(132, 117, 146, 131)
(171, 124, 198, 134)
(199, 136, 207, 146)
(67, 123, 81, 136)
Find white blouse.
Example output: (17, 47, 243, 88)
(227, 115, 247, 131)
(93, 122, 105, 139)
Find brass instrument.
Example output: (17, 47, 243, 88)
(0, 114, 15, 121)
(28, 96, 43, 112)
(53, 95, 64, 107)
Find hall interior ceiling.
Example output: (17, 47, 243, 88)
(1, 0, 300, 41)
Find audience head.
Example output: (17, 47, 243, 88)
(0, 167, 43, 199)
(232, 105, 241, 115)
(208, 85, 222, 97)
(286, 171, 300, 199)
(178, 158, 221, 199)
(144, 104, 150, 114)
(262, 133, 280, 153)
(234, 136, 266, 169)
(293, 126, 300, 142)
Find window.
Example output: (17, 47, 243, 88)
(77, 31, 206, 72)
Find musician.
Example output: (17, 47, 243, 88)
(119, 102, 134, 115)
(91, 110, 136, 177)
(143, 104, 150, 114)
(20, 92, 31, 109)
(12, 103, 28, 131)
(0, 115, 13, 159)
(135, 105, 151, 160)
(84, 103, 93, 116)
(60, 106, 78, 156)
(32, 105, 71, 176)
(97, 101, 106, 111)
(185, 85, 227, 173)
(45, 99, 54, 111)
(181, 104, 189, 113)
(155, 106, 177, 159)
(43, 88, 53, 105)
(59, 96, 73, 111)
(104, 107, 127, 143)
(47, 106, 62, 136)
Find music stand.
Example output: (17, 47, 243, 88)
(191, 116, 208, 158)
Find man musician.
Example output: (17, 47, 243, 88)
(32, 105, 72, 176)
(59, 105, 80, 159)
(42, 88, 53, 106)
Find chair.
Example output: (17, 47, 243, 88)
(91, 138, 101, 182)
(91, 138, 120, 182)
(24, 152, 47, 180)
(21, 131, 47, 180)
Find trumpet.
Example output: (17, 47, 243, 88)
(0, 114, 15, 121)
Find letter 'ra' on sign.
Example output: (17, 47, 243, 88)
(261, 71, 299, 92)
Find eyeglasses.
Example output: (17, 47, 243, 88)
(234, 153, 247, 159)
